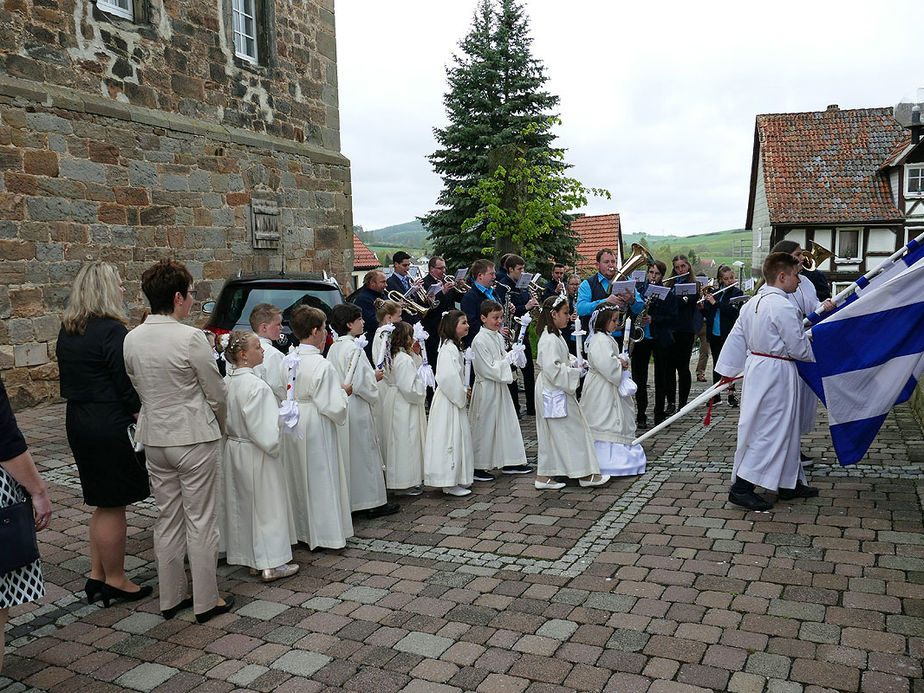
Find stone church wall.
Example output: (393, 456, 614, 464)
(0, 0, 352, 408)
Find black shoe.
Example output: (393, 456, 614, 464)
(636, 417, 648, 429)
(778, 482, 819, 500)
(162, 596, 193, 620)
(653, 414, 665, 425)
(195, 595, 236, 624)
(800, 452, 814, 463)
(502, 464, 533, 475)
(728, 488, 773, 511)
(727, 393, 738, 407)
(103, 583, 153, 607)
(664, 403, 676, 416)
(473, 470, 495, 482)
(365, 502, 400, 519)
(84, 578, 106, 605)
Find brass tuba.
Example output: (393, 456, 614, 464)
(803, 241, 834, 272)
(614, 243, 656, 281)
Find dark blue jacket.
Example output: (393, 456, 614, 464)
(701, 287, 743, 338)
(353, 287, 383, 362)
(460, 284, 497, 347)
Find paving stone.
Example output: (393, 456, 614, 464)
(234, 600, 289, 621)
(394, 632, 454, 658)
(271, 650, 331, 677)
(114, 663, 178, 692)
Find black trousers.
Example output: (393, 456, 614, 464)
(669, 331, 695, 408)
(507, 343, 536, 415)
(631, 339, 654, 421)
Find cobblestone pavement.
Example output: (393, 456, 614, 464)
(2, 375, 923, 693)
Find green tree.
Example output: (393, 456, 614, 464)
(461, 118, 609, 273)
(421, 0, 566, 270)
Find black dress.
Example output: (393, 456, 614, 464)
(0, 375, 46, 608)
(56, 318, 150, 507)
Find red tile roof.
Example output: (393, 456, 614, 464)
(352, 233, 381, 270)
(571, 213, 622, 273)
(753, 106, 908, 225)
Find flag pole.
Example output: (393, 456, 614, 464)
(632, 376, 743, 446)
(804, 230, 924, 326)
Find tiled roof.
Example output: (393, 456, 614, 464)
(754, 106, 908, 225)
(571, 213, 622, 273)
(352, 234, 380, 270)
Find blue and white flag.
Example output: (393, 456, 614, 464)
(797, 260, 924, 465)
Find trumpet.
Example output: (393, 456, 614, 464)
(386, 288, 430, 317)
(443, 275, 471, 293)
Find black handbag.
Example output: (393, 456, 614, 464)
(0, 496, 40, 574)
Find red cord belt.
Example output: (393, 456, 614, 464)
(751, 351, 794, 362)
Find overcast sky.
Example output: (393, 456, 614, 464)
(336, 1, 921, 237)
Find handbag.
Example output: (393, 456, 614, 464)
(127, 423, 146, 468)
(542, 388, 567, 419)
(0, 496, 40, 575)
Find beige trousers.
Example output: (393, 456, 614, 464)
(145, 440, 220, 614)
(695, 323, 711, 376)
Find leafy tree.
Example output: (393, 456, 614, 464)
(461, 118, 610, 273)
(422, 0, 568, 271)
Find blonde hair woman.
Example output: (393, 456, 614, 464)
(56, 262, 152, 607)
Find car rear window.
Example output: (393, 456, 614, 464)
(220, 285, 343, 329)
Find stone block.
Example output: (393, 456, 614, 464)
(24, 112, 73, 135)
(129, 161, 158, 188)
(114, 187, 149, 205)
(140, 205, 176, 226)
(162, 174, 188, 191)
(88, 141, 120, 165)
(0, 285, 9, 318)
(24, 151, 58, 177)
(0, 239, 35, 260)
(4, 172, 38, 195)
(0, 192, 25, 220)
(10, 287, 43, 317)
(26, 196, 70, 221)
(32, 315, 61, 341)
(59, 158, 107, 184)
(0, 345, 12, 369)
(14, 343, 48, 367)
(71, 199, 99, 224)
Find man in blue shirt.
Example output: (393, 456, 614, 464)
(576, 248, 640, 346)
(385, 250, 421, 324)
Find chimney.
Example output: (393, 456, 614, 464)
(826, 104, 839, 111)
(912, 105, 921, 145)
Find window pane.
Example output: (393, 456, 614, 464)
(839, 230, 859, 258)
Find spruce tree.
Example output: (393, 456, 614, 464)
(422, 0, 570, 271)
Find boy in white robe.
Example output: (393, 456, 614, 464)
(716, 252, 818, 511)
(249, 303, 286, 402)
(424, 310, 474, 496)
(534, 296, 608, 490)
(327, 304, 399, 519)
(221, 331, 297, 581)
(468, 300, 529, 480)
(281, 306, 354, 549)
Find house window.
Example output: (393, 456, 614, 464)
(907, 166, 924, 196)
(97, 0, 133, 20)
(836, 228, 861, 262)
(232, 0, 259, 63)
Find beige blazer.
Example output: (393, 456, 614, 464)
(124, 314, 226, 446)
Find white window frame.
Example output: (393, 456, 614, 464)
(906, 164, 924, 198)
(97, 0, 133, 20)
(232, 0, 259, 64)
(835, 227, 863, 263)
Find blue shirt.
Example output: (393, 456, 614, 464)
(577, 274, 644, 338)
(474, 282, 496, 302)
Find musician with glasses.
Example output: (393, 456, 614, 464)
(495, 254, 538, 420)
(460, 259, 499, 348)
(353, 269, 388, 364)
(421, 256, 461, 398)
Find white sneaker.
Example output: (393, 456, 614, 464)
(443, 485, 472, 496)
(579, 474, 611, 487)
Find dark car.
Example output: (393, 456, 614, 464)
(202, 272, 344, 351)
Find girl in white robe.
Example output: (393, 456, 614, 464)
(381, 322, 427, 493)
(581, 308, 647, 477)
(424, 311, 474, 496)
(534, 296, 608, 490)
(468, 301, 528, 473)
(327, 304, 390, 514)
(281, 307, 353, 549)
(372, 300, 401, 460)
(715, 254, 816, 510)
(221, 331, 298, 582)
